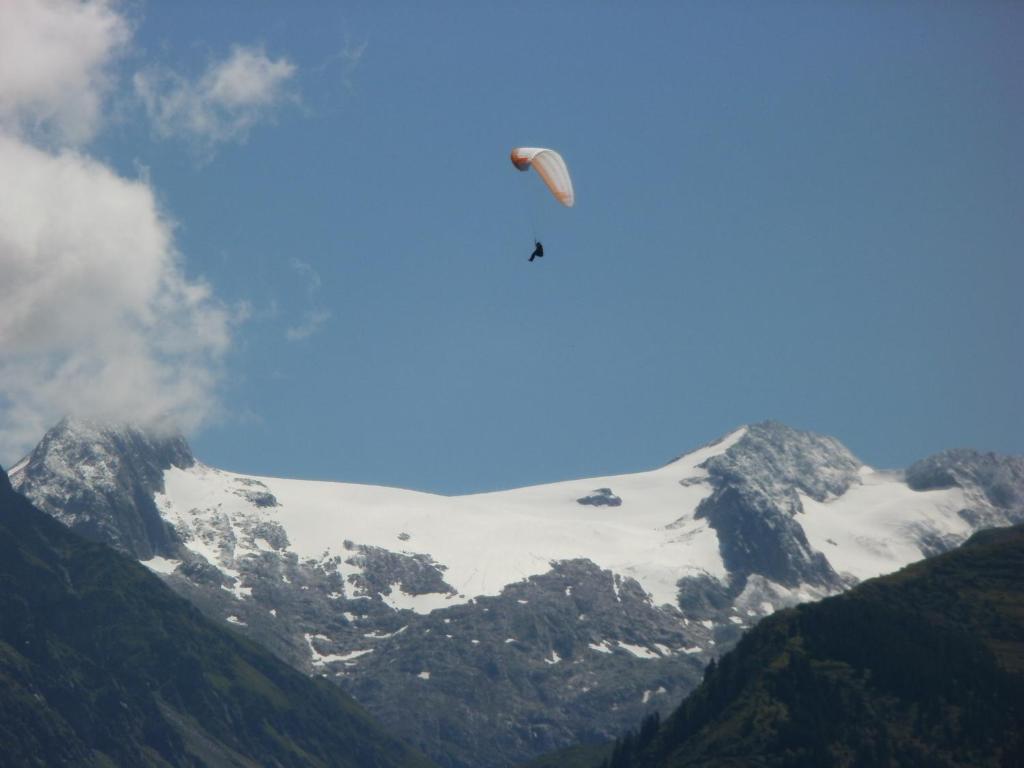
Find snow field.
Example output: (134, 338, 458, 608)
(156, 429, 749, 609)
(797, 468, 970, 581)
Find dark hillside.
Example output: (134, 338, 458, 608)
(589, 525, 1024, 768)
(0, 465, 436, 768)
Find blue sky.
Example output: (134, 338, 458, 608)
(3, 1, 1022, 493)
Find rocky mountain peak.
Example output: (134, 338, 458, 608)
(703, 420, 863, 508)
(692, 422, 862, 591)
(10, 416, 194, 559)
(31, 416, 192, 466)
(907, 449, 1024, 500)
(906, 448, 1024, 529)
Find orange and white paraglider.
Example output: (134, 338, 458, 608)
(511, 147, 573, 262)
(510, 147, 574, 207)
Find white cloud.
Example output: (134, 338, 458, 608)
(0, 0, 130, 145)
(0, 134, 233, 459)
(0, 0, 238, 460)
(286, 308, 331, 342)
(285, 258, 331, 342)
(135, 45, 296, 152)
(338, 39, 368, 90)
(289, 257, 322, 293)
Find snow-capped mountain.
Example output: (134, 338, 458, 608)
(10, 418, 1024, 768)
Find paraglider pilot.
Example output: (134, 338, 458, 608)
(529, 241, 544, 262)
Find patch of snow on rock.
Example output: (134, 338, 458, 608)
(618, 642, 660, 660)
(642, 686, 667, 703)
(141, 556, 181, 575)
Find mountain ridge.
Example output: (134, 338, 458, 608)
(11, 417, 1024, 768)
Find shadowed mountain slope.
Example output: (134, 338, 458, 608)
(0, 464, 436, 768)
(584, 524, 1024, 768)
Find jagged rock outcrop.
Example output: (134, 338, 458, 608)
(577, 488, 623, 507)
(346, 544, 457, 598)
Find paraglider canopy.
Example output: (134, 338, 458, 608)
(510, 147, 574, 207)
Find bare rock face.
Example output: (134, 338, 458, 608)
(346, 545, 456, 598)
(577, 488, 623, 507)
(340, 560, 709, 767)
